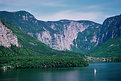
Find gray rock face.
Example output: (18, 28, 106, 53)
(38, 21, 84, 50)
(0, 11, 101, 53)
(35, 20, 100, 51)
(0, 20, 19, 47)
(0, 11, 120, 53)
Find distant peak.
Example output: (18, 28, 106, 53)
(15, 10, 35, 19)
(0, 10, 32, 16)
(15, 10, 32, 15)
(59, 19, 69, 21)
(59, 19, 73, 21)
(58, 19, 74, 23)
(0, 10, 29, 13)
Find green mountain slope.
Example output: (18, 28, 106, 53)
(0, 20, 88, 69)
(0, 11, 120, 59)
(89, 14, 121, 58)
(1, 19, 85, 57)
(89, 37, 121, 57)
(0, 11, 101, 53)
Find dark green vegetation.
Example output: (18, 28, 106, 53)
(0, 56, 88, 69)
(110, 57, 121, 62)
(89, 37, 121, 57)
(88, 37, 121, 62)
(0, 20, 88, 69)
(0, 11, 121, 65)
(0, 11, 120, 56)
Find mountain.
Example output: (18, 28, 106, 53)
(98, 14, 121, 44)
(0, 11, 101, 53)
(0, 11, 120, 57)
(0, 19, 85, 57)
(0, 19, 88, 69)
(71, 21, 101, 53)
(89, 14, 121, 57)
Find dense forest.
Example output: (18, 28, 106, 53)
(0, 45, 88, 69)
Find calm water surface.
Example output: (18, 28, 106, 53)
(0, 62, 121, 81)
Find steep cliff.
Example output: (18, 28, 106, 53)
(0, 11, 101, 53)
(0, 20, 19, 47)
(36, 20, 100, 52)
(0, 20, 88, 69)
(0, 20, 84, 57)
(99, 14, 121, 44)
(90, 14, 121, 57)
(0, 11, 120, 54)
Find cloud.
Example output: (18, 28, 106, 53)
(40, 1, 67, 7)
(36, 10, 108, 23)
(0, 0, 67, 7)
(86, 5, 101, 9)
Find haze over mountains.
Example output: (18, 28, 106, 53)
(0, 11, 120, 57)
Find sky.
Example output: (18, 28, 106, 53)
(0, 0, 121, 24)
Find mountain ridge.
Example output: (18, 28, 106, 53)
(0, 10, 120, 54)
(0, 11, 102, 53)
(0, 19, 89, 68)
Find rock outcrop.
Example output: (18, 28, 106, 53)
(0, 20, 19, 47)
(98, 14, 121, 45)
(0, 11, 101, 53)
(36, 20, 100, 51)
(0, 11, 120, 53)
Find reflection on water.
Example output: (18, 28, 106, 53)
(94, 68, 96, 81)
(41, 70, 79, 81)
(0, 63, 121, 81)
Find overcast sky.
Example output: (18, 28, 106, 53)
(0, 0, 121, 24)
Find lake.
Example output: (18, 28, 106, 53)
(0, 62, 121, 81)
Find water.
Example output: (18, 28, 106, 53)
(0, 62, 121, 81)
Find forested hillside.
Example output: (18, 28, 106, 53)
(0, 20, 89, 69)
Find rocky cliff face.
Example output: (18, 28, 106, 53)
(0, 20, 19, 47)
(98, 14, 121, 45)
(0, 11, 120, 53)
(36, 20, 101, 51)
(72, 21, 101, 52)
(0, 11, 101, 53)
